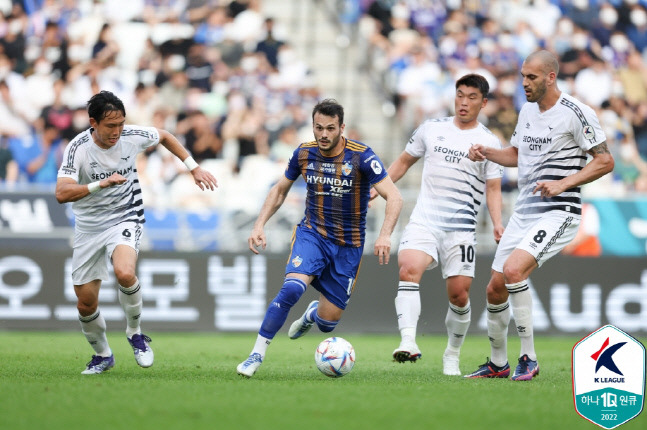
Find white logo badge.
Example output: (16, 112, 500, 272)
(572, 324, 645, 429)
(370, 160, 383, 175)
(583, 125, 596, 141)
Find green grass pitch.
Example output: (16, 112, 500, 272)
(1, 332, 644, 430)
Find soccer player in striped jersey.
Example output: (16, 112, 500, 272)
(237, 99, 402, 377)
(56, 91, 217, 374)
(373, 74, 504, 375)
(465, 50, 614, 381)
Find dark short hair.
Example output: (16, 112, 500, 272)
(87, 90, 126, 123)
(312, 98, 344, 125)
(455, 74, 489, 98)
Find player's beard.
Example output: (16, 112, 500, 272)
(317, 134, 341, 154)
(526, 81, 547, 103)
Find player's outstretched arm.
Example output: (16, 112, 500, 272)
(372, 176, 403, 265)
(55, 174, 127, 203)
(368, 151, 419, 207)
(157, 129, 218, 191)
(387, 151, 419, 184)
(369, 151, 418, 203)
(248, 176, 294, 254)
(469, 144, 519, 167)
(533, 142, 614, 198)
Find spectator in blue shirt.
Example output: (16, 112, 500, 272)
(9, 124, 62, 184)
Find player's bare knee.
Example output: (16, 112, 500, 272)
(398, 264, 422, 282)
(77, 300, 97, 317)
(449, 291, 469, 307)
(502, 264, 524, 284)
(486, 282, 507, 304)
(113, 268, 137, 288)
(316, 302, 343, 322)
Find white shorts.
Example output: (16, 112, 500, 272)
(492, 212, 580, 273)
(71, 221, 142, 285)
(398, 221, 477, 279)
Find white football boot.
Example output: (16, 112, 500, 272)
(393, 340, 422, 363)
(237, 353, 263, 378)
(128, 333, 154, 368)
(442, 351, 461, 376)
(81, 354, 115, 374)
(288, 300, 318, 339)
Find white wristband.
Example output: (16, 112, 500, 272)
(183, 156, 199, 171)
(88, 181, 101, 194)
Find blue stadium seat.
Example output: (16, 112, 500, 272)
(144, 209, 179, 251)
(186, 211, 220, 251)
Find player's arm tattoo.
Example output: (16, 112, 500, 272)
(587, 141, 611, 156)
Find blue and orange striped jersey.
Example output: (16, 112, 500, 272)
(285, 137, 388, 248)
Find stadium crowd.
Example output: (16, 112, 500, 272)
(0, 0, 315, 211)
(356, 0, 647, 195)
(0, 0, 646, 214)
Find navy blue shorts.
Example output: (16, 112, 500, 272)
(285, 225, 363, 310)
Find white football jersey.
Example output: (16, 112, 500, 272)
(510, 92, 606, 220)
(406, 117, 503, 231)
(58, 125, 160, 233)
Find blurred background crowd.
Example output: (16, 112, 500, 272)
(355, 0, 647, 196)
(0, 0, 646, 251)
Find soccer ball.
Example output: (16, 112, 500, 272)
(314, 336, 355, 377)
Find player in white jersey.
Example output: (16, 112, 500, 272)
(465, 51, 614, 381)
(56, 91, 218, 374)
(371, 74, 504, 375)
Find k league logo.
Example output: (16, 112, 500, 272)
(572, 325, 645, 429)
(592, 337, 626, 378)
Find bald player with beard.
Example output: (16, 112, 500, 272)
(464, 50, 614, 381)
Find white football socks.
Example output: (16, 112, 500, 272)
(79, 309, 112, 357)
(118, 279, 142, 338)
(395, 282, 420, 343)
(507, 280, 536, 361)
(445, 300, 471, 354)
(486, 300, 510, 367)
(251, 334, 272, 358)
